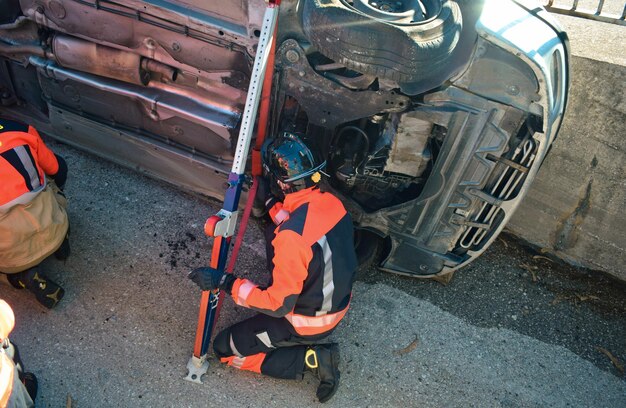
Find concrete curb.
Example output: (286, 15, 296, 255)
(509, 16, 626, 282)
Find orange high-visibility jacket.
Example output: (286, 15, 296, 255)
(230, 187, 358, 336)
(0, 118, 59, 208)
(0, 118, 68, 274)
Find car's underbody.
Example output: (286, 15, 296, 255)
(0, 0, 569, 277)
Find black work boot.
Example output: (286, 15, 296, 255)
(22, 372, 38, 401)
(7, 269, 65, 309)
(305, 343, 340, 403)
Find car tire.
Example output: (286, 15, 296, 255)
(302, 0, 463, 94)
(354, 229, 383, 271)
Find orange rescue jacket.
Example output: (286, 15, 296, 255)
(0, 118, 68, 273)
(231, 187, 358, 336)
(0, 118, 59, 208)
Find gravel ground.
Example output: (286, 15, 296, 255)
(2, 141, 625, 407)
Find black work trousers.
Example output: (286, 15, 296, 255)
(212, 221, 332, 378)
(213, 313, 330, 379)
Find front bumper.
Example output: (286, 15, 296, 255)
(356, 0, 569, 277)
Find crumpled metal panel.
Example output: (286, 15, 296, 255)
(358, 87, 526, 276)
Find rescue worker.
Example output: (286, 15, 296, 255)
(189, 132, 357, 403)
(1, 299, 38, 407)
(0, 118, 69, 309)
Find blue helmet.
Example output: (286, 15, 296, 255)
(262, 132, 326, 186)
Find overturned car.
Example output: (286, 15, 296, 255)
(0, 0, 569, 278)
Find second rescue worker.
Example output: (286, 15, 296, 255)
(0, 118, 69, 309)
(189, 132, 357, 403)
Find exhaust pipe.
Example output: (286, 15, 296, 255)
(0, 42, 47, 58)
(141, 58, 177, 82)
(52, 35, 177, 85)
(52, 35, 149, 85)
(0, 34, 178, 85)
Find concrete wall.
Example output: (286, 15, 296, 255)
(507, 16, 626, 281)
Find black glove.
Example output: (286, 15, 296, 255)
(52, 154, 68, 191)
(188, 267, 236, 294)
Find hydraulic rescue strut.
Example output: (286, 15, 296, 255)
(185, 0, 280, 384)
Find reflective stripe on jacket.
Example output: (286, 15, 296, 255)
(231, 187, 357, 336)
(0, 118, 59, 208)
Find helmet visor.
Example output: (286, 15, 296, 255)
(264, 133, 325, 183)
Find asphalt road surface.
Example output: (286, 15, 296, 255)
(2, 141, 625, 407)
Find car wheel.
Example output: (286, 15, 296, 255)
(302, 0, 463, 94)
(354, 228, 384, 271)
